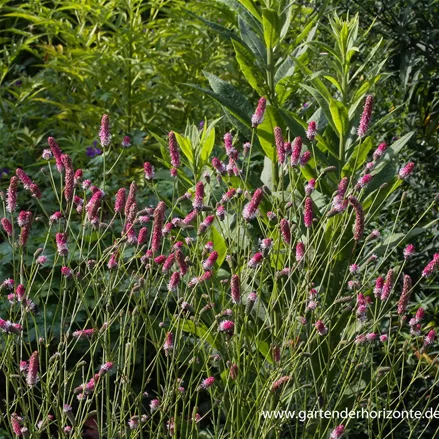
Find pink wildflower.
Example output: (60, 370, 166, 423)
(143, 162, 155, 180)
(193, 182, 204, 211)
(251, 97, 266, 128)
(114, 188, 126, 214)
(6, 176, 18, 213)
(348, 196, 364, 240)
(380, 269, 394, 301)
(274, 126, 285, 164)
(61, 154, 74, 201)
(1, 218, 12, 236)
(271, 376, 290, 392)
(422, 253, 439, 277)
(398, 162, 415, 179)
(403, 244, 415, 259)
(168, 271, 180, 292)
(231, 274, 241, 304)
(163, 332, 174, 356)
(315, 320, 328, 335)
(242, 188, 263, 221)
(168, 131, 180, 168)
(357, 95, 373, 138)
(304, 196, 313, 228)
(48, 136, 64, 172)
(290, 136, 302, 166)
(218, 320, 234, 334)
(198, 215, 214, 235)
(27, 351, 39, 386)
(296, 242, 305, 262)
(306, 121, 317, 141)
(248, 252, 263, 268)
(99, 114, 111, 146)
(151, 201, 166, 253)
(330, 424, 345, 439)
(203, 251, 218, 271)
(56, 232, 68, 257)
(373, 142, 387, 161)
(280, 218, 291, 244)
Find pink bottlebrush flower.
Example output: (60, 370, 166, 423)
(16, 284, 25, 302)
(125, 181, 137, 218)
(42, 148, 52, 160)
(27, 351, 39, 386)
(422, 253, 439, 277)
(306, 121, 317, 141)
(274, 126, 285, 165)
(175, 249, 188, 275)
(224, 132, 238, 159)
(163, 332, 174, 356)
(20, 361, 28, 372)
(181, 210, 197, 227)
(290, 136, 302, 166)
(374, 276, 384, 297)
(211, 157, 226, 175)
(229, 362, 238, 380)
(82, 179, 91, 190)
(138, 227, 148, 245)
(2, 278, 15, 289)
(127, 202, 138, 224)
(151, 201, 166, 253)
(373, 142, 387, 161)
(49, 211, 63, 225)
(380, 269, 394, 301)
(216, 205, 226, 221)
(366, 332, 378, 342)
(11, 413, 23, 436)
(154, 254, 166, 265)
(397, 274, 412, 315)
(205, 241, 214, 252)
(367, 230, 381, 241)
(128, 417, 139, 430)
(85, 190, 104, 222)
(304, 196, 313, 228)
(330, 425, 345, 439)
(144, 162, 155, 180)
(29, 183, 42, 199)
(16, 168, 33, 189)
(170, 167, 178, 177)
(203, 251, 218, 271)
(1, 218, 12, 236)
(99, 114, 111, 146)
(284, 141, 292, 155)
(348, 280, 361, 290)
(251, 97, 266, 128)
(424, 330, 436, 346)
(366, 254, 378, 264)
(218, 319, 234, 334)
(260, 238, 273, 251)
(72, 329, 95, 339)
(56, 233, 68, 257)
(198, 215, 215, 235)
(124, 223, 137, 244)
(149, 399, 160, 412)
(99, 362, 114, 376)
(61, 266, 73, 278)
(403, 244, 415, 259)
(276, 267, 290, 278)
(61, 154, 74, 202)
(243, 141, 251, 157)
(162, 253, 175, 273)
(73, 169, 82, 186)
(307, 300, 318, 311)
(266, 211, 277, 222)
(280, 218, 291, 244)
(272, 344, 281, 363)
(6, 176, 18, 213)
(193, 181, 205, 211)
(48, 136, 64, 172)
(349, 264, 360, 274)
(0, 319, 22, 335)
(199, 375, 215, 390)
(231, 274, 241, 304)
(8, 293, 16, 304)
(415, 307, 425, 323)
(17, 211, 32, 227)
(410, 322, 421, 336)
(36, 255, 47, 265)
(64, 426, 73, 435)
(19, 221, 32, 247)
(248, 252, 263, 268)
(305, 179, 316, 196)
(246, 292, 257, 314)
(357, 95, 373, 138)
(121, 135, 131, 148)
(348, 196, 364, 240)
(138, 215, 150, 224)
(296, 242, 305, 262)
(168, 131, 180, 168)
(107, 251, 118, 269)
(114, 188, 126, 214)
(168, 271, 180, 292)
(242, 188, 263, 221)
(221, 188, 237, 204)
(299, 151, 311, 166)
(380, 334, 388, 342)
(398, 162, 415, 179)
(271, 376, 290, 392)
(355, 174, 372, 190)
(315, 320, 328, 335)
(338, 177, 349, 199)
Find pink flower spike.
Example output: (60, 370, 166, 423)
(163, 332, 174, 356)
(199, 376, 215, 390)
(203, 251, 218, 271)
(231, 274, 241, 304)
(61, 154, 74, 202)
(251, 97, 266, 128)
(1, 218, 12, 236)
(357, 95, 373, 138)
(330, 424, 345, 439)
(218, 320, 234, 334)
(143, 162, 155, 180)
(296, 242, 305, 262)
(403, 244, 415, 259)
(193, 181, 204, 211)
(274, 127, 285, 165)
(306, 121, 317, 141)
(398, 162, 415, 179)
(299, 151, 311, 166)
(280, 219, 291, 244)
(151, 201, 166, 253)
(348, 196, 364, 240)
(48, 136, 64, 172)
(290, 136, 302, 166)
(422, 253, 439, 278)
(6, 176, 18, 213)
(242, 188, 263, 221)
(99, 114, 111, 147)
(373, 142, 387, 161)
(27, 351, 39, 386)
(168, 131, 180, 168)
(304, 197, 313, 228)
(248, 252, 263, 268)
(315, 320, 328, 335)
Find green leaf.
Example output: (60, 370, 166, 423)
(174, 132, 194, 166)
(232, 40, 267, 95)
(216, 0, 262, 32)
(200, 118, 221, 164)
(238, 16, 266, 63)
(256, 106, 282, 162)
(262, 8, 280, 49)
(211, 226, 227, 268)
(178, 320, 218, 350)
(255, 338, 274, 365)
(342, 136, 373, 176)
(329, 99, 349, 137)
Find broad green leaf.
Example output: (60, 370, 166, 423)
(200, 118, 221, 164)
(216, 0, 262, 32)
(342, 136, 373, 176)
(178, 319, 218, 350)
(260, 156, 273, 190)
(256, 106, 282, 162)
(255, 338, 274, 365)
(324, 75, 343, 93)
(232, 40, 267, 95)
(329, 99, 349, 137)
(238, 16, 266, 63)
(174, 132, 194, 165)
(262, 8, 280, 49)
(211, 226, 227, 268)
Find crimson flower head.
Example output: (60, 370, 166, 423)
(99, 114, 111, 147)
(143, 162, 155, 180)
(168, 131, 180, 168)
(242, 188, 263, 221)
(357, 95, 373, 138)
(398, 162, 415, 179)
(306, 121, 317, 141)
(251, 97, 266, 128)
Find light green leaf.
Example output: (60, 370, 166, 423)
(342, 136, 373, 176)
(174, 132, 194, 166)
(262, 8, 280, 49)
(211, 226, 227, 268)
(178, 320, 218, 349)
(329, 99, 349, 137)
(256, 106, 282, 162)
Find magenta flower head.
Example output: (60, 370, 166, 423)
(85, 190, 104, 223)
(198, 215, 214, 235)
(121, 136, 131, 148)
(398, 162, 415, 179)
(143, 162, 155, 180)
(48, 136, 64, 172)
(422, 253, 439, 278)
(168, 271, 180, 292)
(348, 196, 364, 240)
(315, 320, 328, 335)
(16, 168, 33, 190)
(271, 376, 290, 392)
(299, 150, 311, 166)
(18, 215, 33, 247)
(99, 114, 111, 147)
(74, 169, 82, 186)
(27, 351, 39, 386)
(199, 376, 215, 390)
(193, 181, 204, 211)
(296, 242, 305, 262)
(424, 330, 436, 346)
(404, 244, 415, 259)
(330, 424, 345, 439)
(242, 188, 263, 221)
(357, 95, 373, 138)
(251, 97, 266, 128)
(231, 274, 241, 304)
(355, 174, 372, 190)
(304, 196, 313, 228)
(114, 188, 126, 214)
(380, 269, 394, 301)
(61, 154, 74, 202)
(280, 218, 291, 245)
(151, 201, 166, 253)
(6, 176, 18, 213)
(168, 131, 180, 168)
(56, 233, 68, 257)
(203, 251, 218, 271)
(291, 136, 302, 166)
(218, 320, 234, 334)
(11, 413, 24, 436)
(373, 142, 387, 161)
(124, 181, 137, 218)
(1, 218, 12, 236)
(211, 157, 226, 175)
(163, 332, 174, 356)
(306, 121, 317, 141)
(274, 126, 285, 165)
(397, 274, 412, 315)
(248, 252, 263, 268)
